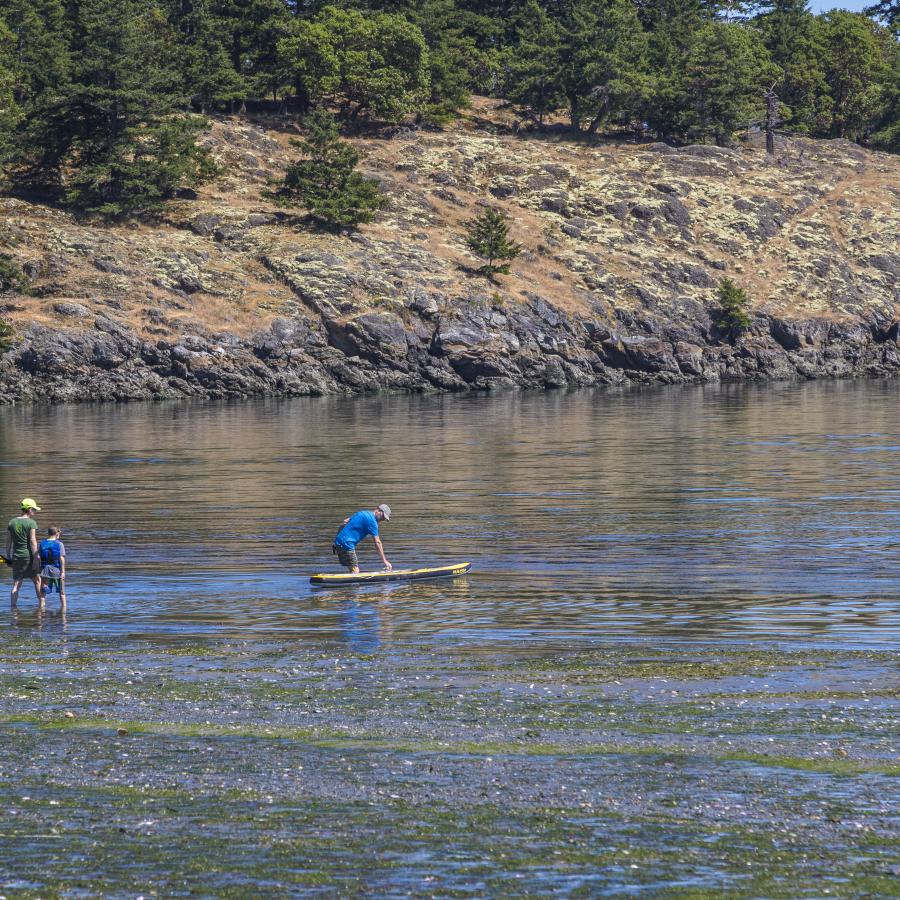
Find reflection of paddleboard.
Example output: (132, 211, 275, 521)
(310, 562, 471, 587)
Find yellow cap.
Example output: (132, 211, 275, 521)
(21, 498, 41, 511)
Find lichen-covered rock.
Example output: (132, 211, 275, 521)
(0, 103, 897, 404)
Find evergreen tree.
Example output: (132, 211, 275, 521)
(0, 0, 70, 108)
(558, 0, 651, 135)
(641, 0, 710, 139)
(245, 0, 296, 102)
(327, 0, 482, 115)
(208, 0, 294, 104)
(0, 251, 27, 293)
(0, 20, 20, 163)
(505, 0, 563, 124)
(464, 207, 521, 278)
(162, 0, 247, 111)
(754, 0, 830, 133)
(865, 0, 899, 35)
(818, 10, 887, 140)
(715, 277, 752, 335)
(272, 106, 385, 230)
(455, 0, 530, 55)
(869, 33, 900, 149)
(0, 0, 70, 182)
(0, 316, 12, 351)
(677, 21, 780, 144)
(7, 0, 217, 214)
(713, 0, 755, 22)
(409, 0, 475, 124)
(280, 6, 430, 122)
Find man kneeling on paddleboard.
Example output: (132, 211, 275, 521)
(333, 504, 392, 574)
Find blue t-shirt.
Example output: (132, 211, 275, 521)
(334, 510, 378, 550)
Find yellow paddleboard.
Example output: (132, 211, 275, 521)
(310, 562, 471, 586)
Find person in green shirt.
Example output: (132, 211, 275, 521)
(6, 498, 42, 608)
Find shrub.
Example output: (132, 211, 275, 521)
(0, 318, 13, 352)
(0, 254, 27, 294)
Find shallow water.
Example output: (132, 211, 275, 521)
(2, 382, 899, 897)
(2, 379, 900, 647)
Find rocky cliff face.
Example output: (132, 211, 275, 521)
(1, 99, 898, 403)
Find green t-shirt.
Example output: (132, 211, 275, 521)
(7, 517, 37, 560)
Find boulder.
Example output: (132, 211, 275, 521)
(52, 302, 91, 319)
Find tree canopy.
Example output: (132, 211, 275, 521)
(0, 0, 896, 216)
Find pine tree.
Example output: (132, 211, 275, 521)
(0, 20, 20, 163)
(869, 34, 899, 150)
(754, 0, 830, 133)
(464, 207, 521, 278)
(6, 0, 218, 214)
(0, 316, 12, 351)
(677, 21, 780, 144)
(642, 0, 710, 140)
(162, 0, 247, 112)
(0, 0, 71, 184)
(558, 0, 651, 135)
(865, 0, 899, 35)
(505, 0, 563, 124)
(410, 0, 475, 124)
(818, 10, 887, 140)
(207, 0, 293, 105)
(0, 0, 71, 107)
(0, 251, 26, 293)
(272, 107, 385, 230)
(715, 277, 751, 333)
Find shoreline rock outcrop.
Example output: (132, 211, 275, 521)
(1, 104, 897, 404)
(4, 298, 899, 404)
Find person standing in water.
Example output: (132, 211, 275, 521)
(6, 499, 42, 608)
(332, 504, 392, 574)
(39, 526, 67, 610)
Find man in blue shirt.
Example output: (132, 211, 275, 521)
(333, 504, 392, 573)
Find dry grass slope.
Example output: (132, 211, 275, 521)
(1, 96, 897, 352)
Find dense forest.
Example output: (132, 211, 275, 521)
(0, 0, 897, 216)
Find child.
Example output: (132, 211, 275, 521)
(39, 526, 66, 609)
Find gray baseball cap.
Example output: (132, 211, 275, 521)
(377, 503, 392, 520)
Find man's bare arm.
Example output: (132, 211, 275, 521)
(373, 536, 392, 570)
(28, 528, 37, 556)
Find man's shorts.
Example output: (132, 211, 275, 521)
(11, 557, 38, 580)
(333, 544, 358, 570)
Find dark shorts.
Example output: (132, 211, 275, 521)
(11, 557, 38, 580)
(333, 544, 359, 569)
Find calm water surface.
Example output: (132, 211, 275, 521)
(2, 381, 899, 647)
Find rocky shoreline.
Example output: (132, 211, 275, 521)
(4, 298, 900, 404)
(2, 108, 898, 404)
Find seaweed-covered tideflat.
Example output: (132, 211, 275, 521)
(1, 633, 897, 897)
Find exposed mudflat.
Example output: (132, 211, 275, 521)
(1, 630, 897, 897)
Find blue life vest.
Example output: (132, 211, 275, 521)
(39, 539, 62, 568)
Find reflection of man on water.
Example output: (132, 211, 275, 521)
(333, 504, 392, 574)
